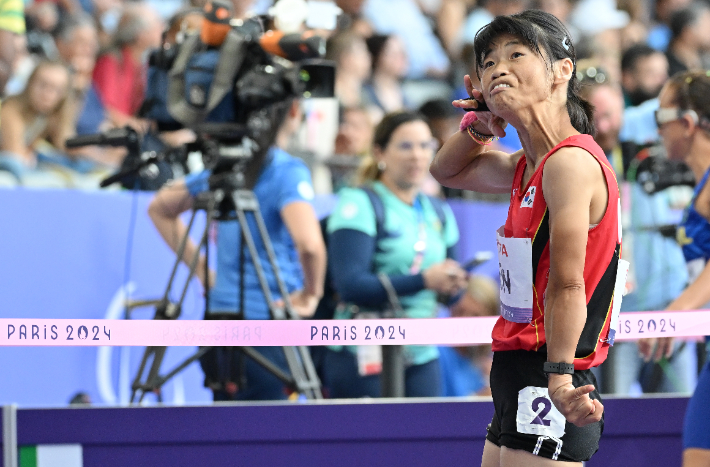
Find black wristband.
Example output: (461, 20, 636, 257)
(543, 361, 575, 375)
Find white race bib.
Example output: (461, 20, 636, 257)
(496, 226, 534, 323)
(516, 386, 566, 438)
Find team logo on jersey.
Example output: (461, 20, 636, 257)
(677, 226, 694, 246)
(521, 186, 536, 208)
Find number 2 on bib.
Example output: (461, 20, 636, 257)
(516, 386, 566, 438)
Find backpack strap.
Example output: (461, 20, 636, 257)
(361, 187, 449, 242)
(426, 195, 448, 230)
(360, 185, 387, 244)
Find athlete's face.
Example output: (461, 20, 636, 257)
(477, 33, 553, 117)
(377, 120, 437, 191)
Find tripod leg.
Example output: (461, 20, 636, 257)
(130, 346, 157, 403)
(159, 209, 201, 307)
(296, 345, 323, 399)
(129, 346, 167, 403)
(139, 346, 168, 403)
(153, 347, 212, 389)
(247, 197, 298, 319)
(233, 201, 284, 320)
(240, 346, 296, 388)
(130, 196, 219, 403)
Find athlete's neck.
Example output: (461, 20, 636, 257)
(505, 97, 579, 171)
(516, 115, 578, 171)
(685, 134, 710, 183)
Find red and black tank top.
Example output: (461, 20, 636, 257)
(491, 134, 622, 370)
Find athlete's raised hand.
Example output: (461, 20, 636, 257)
(452, 74, 507, 138)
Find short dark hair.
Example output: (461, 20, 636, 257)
(365, 34, 390, 71)
(670, 3, 708, 41)
(53, 12, 96, 43)
(472, 9, 595, 136)
(621, 44, 662, 73)
(418, 99, 461, 120)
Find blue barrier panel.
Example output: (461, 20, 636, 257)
(0, 190, 507, 407)
(12, 397, 687, 467)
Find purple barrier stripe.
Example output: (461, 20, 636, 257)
(0, 311, 706, 346)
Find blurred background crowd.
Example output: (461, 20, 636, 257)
(1, 0, 709, 401)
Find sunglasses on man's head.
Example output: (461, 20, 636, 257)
(654, 107, 699, 128)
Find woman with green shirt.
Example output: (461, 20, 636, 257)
(324, 111, 467, 398)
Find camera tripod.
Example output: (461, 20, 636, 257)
(128, 170, 323, 403)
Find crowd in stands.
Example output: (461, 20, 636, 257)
(2, 0, 710, 399)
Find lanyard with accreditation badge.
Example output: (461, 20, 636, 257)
(410, 197, 427, 274)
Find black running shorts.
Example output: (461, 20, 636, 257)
(486, 349, 604, 462)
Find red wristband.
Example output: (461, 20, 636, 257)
(459, 111, 479, 132)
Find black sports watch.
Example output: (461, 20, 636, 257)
(543, 362, 575, 375)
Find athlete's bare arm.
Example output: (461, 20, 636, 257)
(430, 131, 522, 194)
(542, 147, 608, 428)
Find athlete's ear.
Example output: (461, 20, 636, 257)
(680, 112, 698, 138)
(553, 57, 574, 85)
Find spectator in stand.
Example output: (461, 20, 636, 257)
(531, 0, 573, 28)
(438, 274, 499, 397)
(666, 2, 710, 77)
(326, 30, 371, 109)
(55, 13, 102, 135)
(56, 13, 125, 168)
(363, 34, 409, 122)
(92, 2, 163, 131)
(435, 0, 471, 57)
(0, 60, 78, 180)
(458, 0, 529, 53)
(334, 0, 371, 36)
(361, 0, 449, 79)
(569, 0, 630, 84)
(89, 0, 122, 50)
(618, 46, 669, 151)
(330, 105, 374, 191)
(616, 0, 651, 50)
(648, 0, 692, 52)
(324, 111, 465, 398)
(24, 2, 62, 60)
(32, 0, 82, 16)
(621, 44, 669, 108)
(0, 0, 26, 96)
(577, 64, 625, 176)
(419, 99, 462, 150)
(4, 30, 35, 96)
(334, 105, 373, 158)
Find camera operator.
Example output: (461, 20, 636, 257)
(147, 98, 326, 401)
